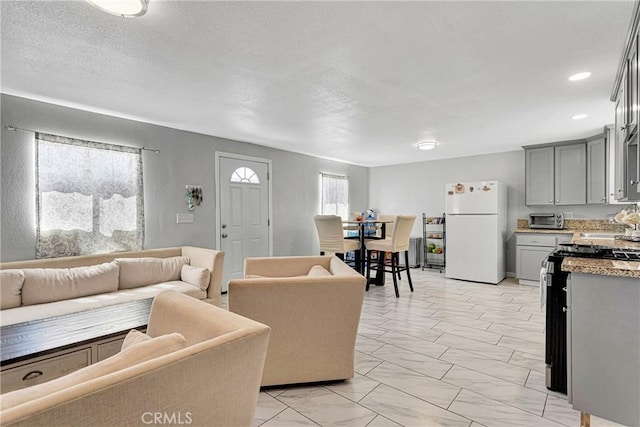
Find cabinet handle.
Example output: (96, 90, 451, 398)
(631, 180, 639, 186)
(22, 370, 44, 381)
(549, 200, 553, 203)
(556, 200, 559, 203)
(562, 307, 567, 312)
(562, 287, 567, 292)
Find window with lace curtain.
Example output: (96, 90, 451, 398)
(36, 133, 144, 258)
(320, 173, 349, 219)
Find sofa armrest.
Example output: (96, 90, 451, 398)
(1, 326, 270, 427)
(243, 256, 332, 277)
(1, 291, 270, 427)
(181, 247, 224, 305)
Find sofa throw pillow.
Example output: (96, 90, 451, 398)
(308, 265, 332, 277)
(120, 329, 152, 351)
(180, 265, 210, 291)
(0, 269, 24, 309)
(0, 332, 187, 411)
(116, 256, 190, 289)
(21, 262, 119, 306)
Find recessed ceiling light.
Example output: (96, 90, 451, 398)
(572, 114, 588, 120)
(416, 141, 439, 150)
(569, 72, 592, 81)
(86, 0, 149, 17)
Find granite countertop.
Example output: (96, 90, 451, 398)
(513, 228, 575, 234)
(561, 257, 640, 278)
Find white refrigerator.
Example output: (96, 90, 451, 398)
(445, 180, 507, 284)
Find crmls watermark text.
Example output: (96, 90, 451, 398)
(141, 412, 193, 425)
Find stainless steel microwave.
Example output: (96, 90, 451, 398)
(529, 213, 564, 229)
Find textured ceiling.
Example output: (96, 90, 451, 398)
(1, 1, 635, 166)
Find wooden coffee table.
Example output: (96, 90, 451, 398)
(1, 298, 153, 393)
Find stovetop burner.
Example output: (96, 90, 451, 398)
(555, 244, 640, 261)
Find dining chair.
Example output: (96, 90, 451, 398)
(365, 215, 416, 298)
(313, 215, 361, 266)
(367, 214, 400, 281)
(377, 214, 397, 239)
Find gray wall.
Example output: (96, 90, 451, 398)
(0, 94, 369, 262)
(2, 93, 626, 273)
(369, 150, 623, 276)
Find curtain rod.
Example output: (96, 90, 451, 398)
(3, 124, 161, 154)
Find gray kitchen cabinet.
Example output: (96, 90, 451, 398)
(516, 246, 553, 283)
(628, 134, 640, 200)
(524, 142, 588, 206)
(566, 273, 639, 426)
(613, 94, 628, 201)
(515, 234, 556, 285)
(516, 233, 572, 285)
(554, 143, 586, 205)
(586, 136, 607, 204)
(525, 147, 554, 205)
(611, 7, 640, 201)
(630, 35, 638, 134)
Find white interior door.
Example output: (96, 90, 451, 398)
(218, 155, 270, 292)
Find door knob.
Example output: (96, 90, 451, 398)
(221, 233, 228, 238)
(222, 224, 227, 229)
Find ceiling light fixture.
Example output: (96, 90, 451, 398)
(568, 72, 591, 81)
(416, 141, 439, 151)
(86, 0, 148, 17)
(572, 114, 588, 120)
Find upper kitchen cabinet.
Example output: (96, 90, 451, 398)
(555, 143, 587, 205)
(614, 83, 628, 200)
(586, 135, 607, 204)
(611, 2, 640, 201)
(525, 146, 554, 205)
(524, 141, 586, 206)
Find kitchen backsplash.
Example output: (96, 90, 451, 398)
(516, 218, 626, 232)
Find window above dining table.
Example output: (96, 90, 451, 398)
(320, 172, 348, 219)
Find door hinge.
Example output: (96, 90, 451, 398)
(267, 172, 270, 180)
(268, 219, 270, 226)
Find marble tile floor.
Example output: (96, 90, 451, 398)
(228, 269, 625, 427)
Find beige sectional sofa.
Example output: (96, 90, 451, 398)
(228, 255, 366, 386)
(0, 290, 271, 427)
(0, 246, 224, 326)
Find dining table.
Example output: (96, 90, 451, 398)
(343, 219, 393, 285)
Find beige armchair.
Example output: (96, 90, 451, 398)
(228, 256, 366, 387)
(0, 291, 271, 427)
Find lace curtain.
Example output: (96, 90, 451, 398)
(36, 133, 144, 258)
(320, 173, 349, 220)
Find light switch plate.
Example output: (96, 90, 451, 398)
(176, 213, 194, 224)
